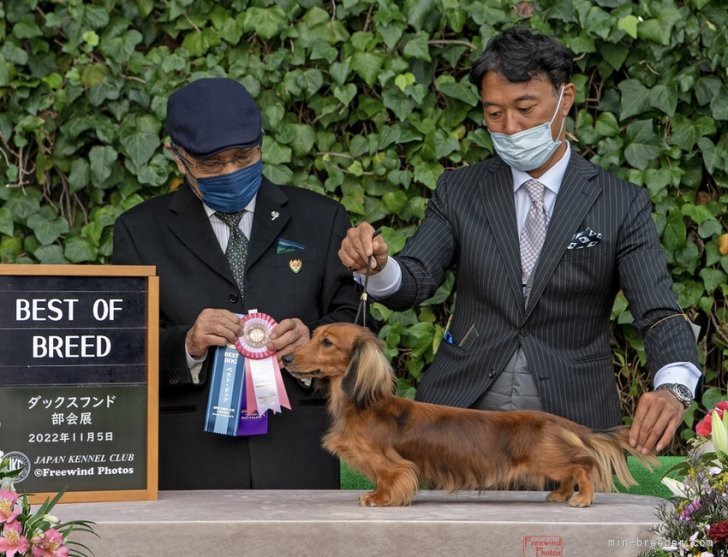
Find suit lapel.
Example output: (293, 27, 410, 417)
(525, 153, 601, 317)
(246, 178, 290, 269)
(167, 184, 236, 287)
(480, 159, 524, 304)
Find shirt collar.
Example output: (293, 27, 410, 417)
(203, 195, 257, 218)
(511, 142, 571, 196)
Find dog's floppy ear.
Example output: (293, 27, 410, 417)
(342, 333, 395, 409)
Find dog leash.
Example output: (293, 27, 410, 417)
(354, 229, 381, 328)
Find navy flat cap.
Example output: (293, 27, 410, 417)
(166, 77, 263, 157)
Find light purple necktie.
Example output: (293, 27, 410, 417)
(520, 179, 546, 284)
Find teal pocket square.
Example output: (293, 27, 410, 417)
(276, 238, 306, 255)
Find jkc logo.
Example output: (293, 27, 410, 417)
(3, 451, 31, 483)
(523, 535, 564, 557)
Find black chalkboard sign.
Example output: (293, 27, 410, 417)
(0, 265, 159, 503)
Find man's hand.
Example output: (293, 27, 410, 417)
(338, 222, 389, 275)
(268, 318, 310, 365)
(629, 390, 685, 454)
(185, 309, 242, 358)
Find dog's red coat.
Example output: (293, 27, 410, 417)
(285, 323, 656, 507)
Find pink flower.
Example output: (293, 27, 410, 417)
(0, 519, 30, 557)
(695, 401, 728, 437)
(31, 528, 69, 557)
(0, 489, 21, 524)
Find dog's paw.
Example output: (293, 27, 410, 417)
(546, 490, 570, 503)
(359, 493, 377, 506)
(568, 493, 592, 507)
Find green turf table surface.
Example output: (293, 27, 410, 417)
(341, 456, 683, 499)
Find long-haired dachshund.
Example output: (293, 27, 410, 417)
(283, 323, 657, 507)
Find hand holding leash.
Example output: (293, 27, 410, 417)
(354, 229, 381, 328)
(339, 222, 388, 275)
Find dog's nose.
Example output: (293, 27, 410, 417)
(281, 353, 294, 366)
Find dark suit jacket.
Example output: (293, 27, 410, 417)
(382, 153, 699, 430)
(112, 178, 358, 489)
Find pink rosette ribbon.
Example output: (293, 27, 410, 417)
(236, 310, 291, 414)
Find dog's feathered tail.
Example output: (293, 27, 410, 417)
(341, 333, 396, 409)
(587, 426, 659, 492)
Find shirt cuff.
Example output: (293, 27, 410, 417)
(186, 348, 207, 385)
(653, 362, 701, 397)
(354, 258, 402, 298)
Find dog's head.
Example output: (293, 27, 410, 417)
(283, 323, 395, 408)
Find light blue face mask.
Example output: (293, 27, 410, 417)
(196, 159, 263, 213)
(488, 86, 566, 172)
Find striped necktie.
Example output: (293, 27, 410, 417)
(520, 179, 546, 284)
(215, 211, 248, 297)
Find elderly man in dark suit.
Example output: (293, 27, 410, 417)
(340, 28, 701, 455)
(113, 77, 358, 489)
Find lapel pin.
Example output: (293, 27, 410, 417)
(271, 211, 279, 221)
(289, 259, 302, 273)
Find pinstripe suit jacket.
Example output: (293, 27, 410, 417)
(382, 153, 699, 429)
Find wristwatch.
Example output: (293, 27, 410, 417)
(655, 383, 693, 408)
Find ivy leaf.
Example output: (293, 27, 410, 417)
(262, 164, 293, 185)
(403, 32, 431, 62)
(383, 88, 416, 121)
(134, 0, 154, 18)
(382, 191, 408, 214)
(406, 0, 439, 31)
(351, 51, 385, 87)
(262, 137, 292, 165)
(119, 115, 161, 169)
(0, 207, 13, 236)
(333, 83, 357, 106)
(662, 210, 686, 252)
(624, 120, 664, 170)
(618, 79, 651, 120)
(101, 30, 143, 65)
(709, 86, 728, 121)
(649, 85, 677, 118)
(181, 28, 222, 57)
(435, 75, 479, 105)
(329, 61, 350, 85)
(34, 245, 68, 264)
(599, 43, 628, 71)
(6, 189, 41, 220)
(699, 269, 726, 293)
(595, 112, 619, 137)
(618, 15, 639, 39)
(89, 145, 118, 187)
(280, 123, 316, 157)
(697, 137, 719, 175)
(242, 7, 287, 41)
(64, 237, 97, 263)
(26, 213, 70, 245)
(12, 16, 43, 39)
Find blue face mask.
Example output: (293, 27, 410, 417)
(488, 86, 565, 172)
(196, 159, 263, 213)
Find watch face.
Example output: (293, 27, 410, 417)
(675, 385, 693, 401)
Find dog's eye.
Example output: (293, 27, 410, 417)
(321, 338, 333, 347)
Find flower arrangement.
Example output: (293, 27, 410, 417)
(0, 452, 95, 557)
(641, 401, 728, 557)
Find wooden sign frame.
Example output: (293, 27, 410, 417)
(0, 264, 158, 504)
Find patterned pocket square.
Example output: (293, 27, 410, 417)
(276, 238, 307, 255)
(567, 227, 602, 250)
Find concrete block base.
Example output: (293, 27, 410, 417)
(57, 490, 664, 556)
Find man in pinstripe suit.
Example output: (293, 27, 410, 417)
(339, 28, 700, 455)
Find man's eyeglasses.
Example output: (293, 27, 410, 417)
(172, 145, 260, 175)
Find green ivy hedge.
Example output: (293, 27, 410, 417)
(1, 0, 726, 448)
